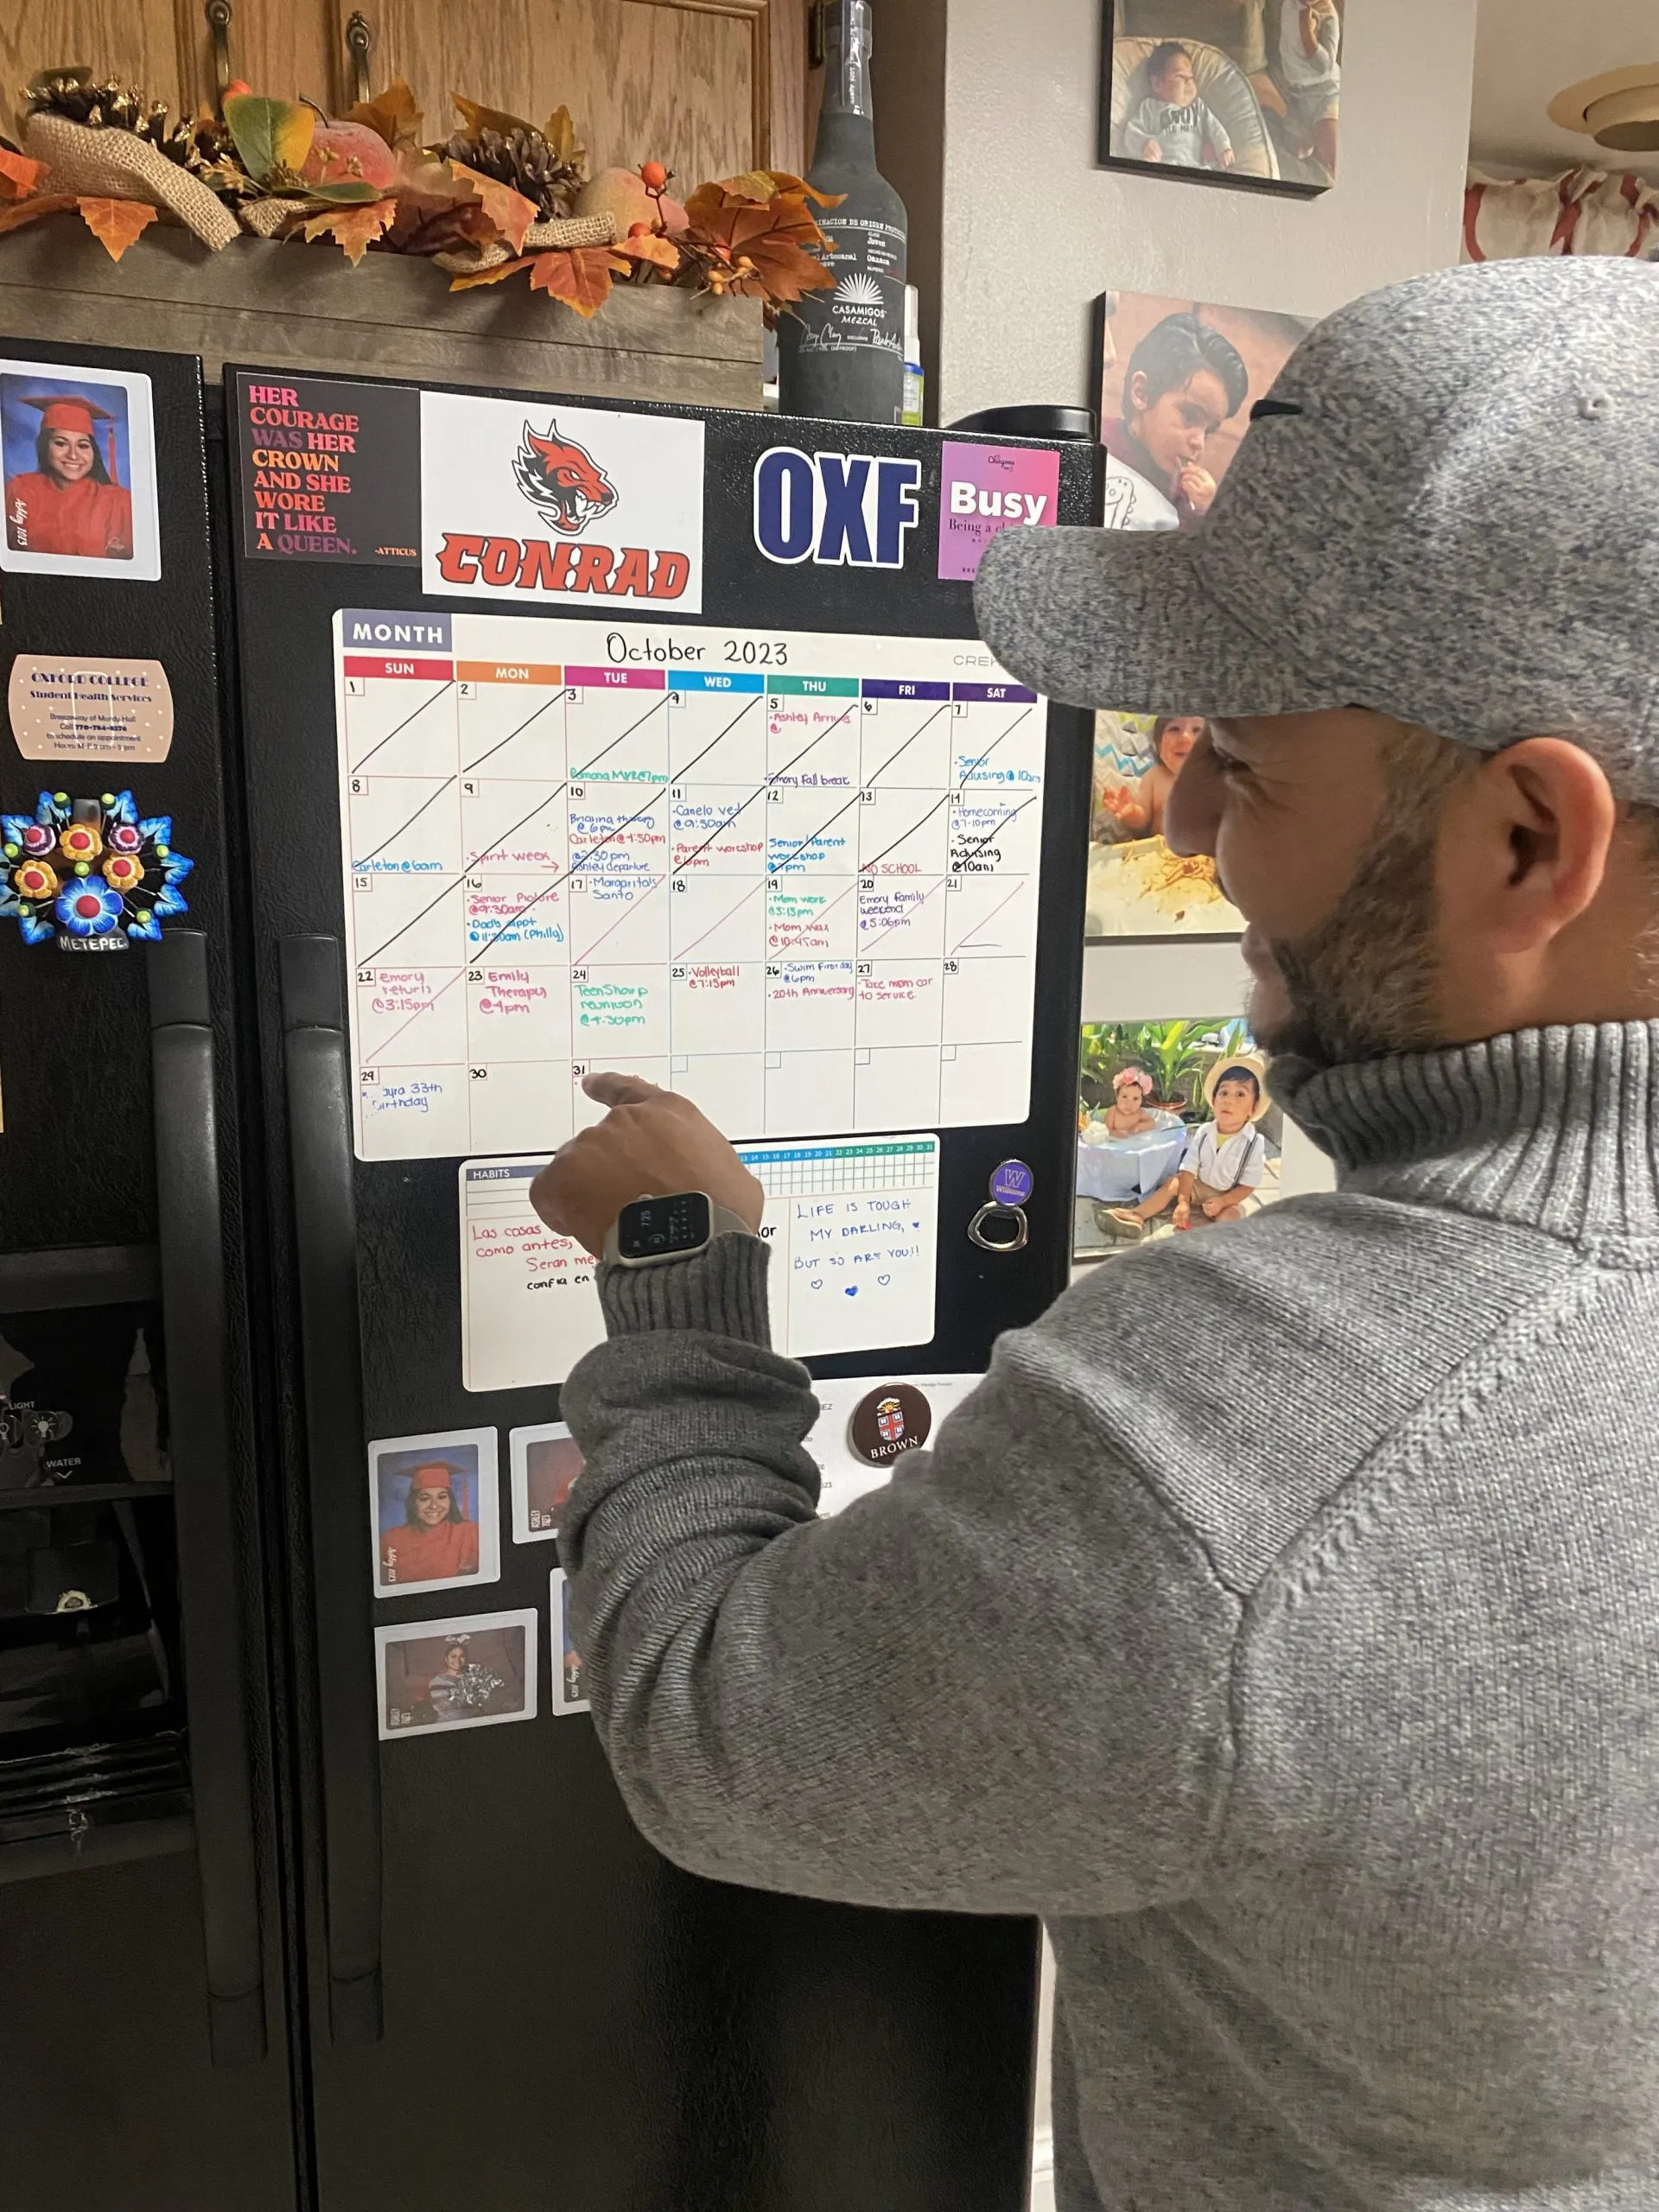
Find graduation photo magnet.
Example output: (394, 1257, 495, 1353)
(0, 358, 161, 582)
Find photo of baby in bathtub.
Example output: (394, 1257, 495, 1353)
(1074, 1020, 1282, 1259)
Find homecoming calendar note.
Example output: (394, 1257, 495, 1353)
(334, 610, 1046, 1161)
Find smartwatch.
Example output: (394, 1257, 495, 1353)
(601, 1191, 753, 1268)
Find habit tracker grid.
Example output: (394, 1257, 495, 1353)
(335, 609, 1045, 1162)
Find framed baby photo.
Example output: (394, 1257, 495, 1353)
(1088, 712, 1244, 938)
(377, 1610, 537, 1738)
(369, 1427, 501, 1599)
(1099, 0, 1344, 195)
(1074, 1019, 1281, 1262)
(0, 357, 162, 582)
(1093, 289, 1313, 535)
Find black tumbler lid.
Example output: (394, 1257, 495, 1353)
(945, 404, 1096, 442)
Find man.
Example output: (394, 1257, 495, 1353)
(533, 258, 1659, 2209)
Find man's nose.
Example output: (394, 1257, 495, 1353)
(1162, 735, 1220, 858)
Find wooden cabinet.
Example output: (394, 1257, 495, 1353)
(331, 0, 804, 180)
(0, 0, 804, 185)
(0, 0, 198, 119)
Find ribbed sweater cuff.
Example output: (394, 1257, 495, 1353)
(596, 1233, 772, 1345)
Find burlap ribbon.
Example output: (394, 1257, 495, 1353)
(23, 111, 241, 250)
(432, 213, 616, 275)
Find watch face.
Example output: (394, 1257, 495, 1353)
(616, 1192, 712, 1262)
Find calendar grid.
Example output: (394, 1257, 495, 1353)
(338, 613, 1046, 1163)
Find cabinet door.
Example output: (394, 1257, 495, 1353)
(178, 0, 340, 111)
(0, 0, 189, 122)
(328, 0, 803, 182)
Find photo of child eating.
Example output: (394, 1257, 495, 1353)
(1087, 713, 1243, 936)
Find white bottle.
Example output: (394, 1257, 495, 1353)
(901, 284, 925, 427)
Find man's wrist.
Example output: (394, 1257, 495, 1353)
(596, 1230, 772, 1345)
(600, 1193, 758, 1268)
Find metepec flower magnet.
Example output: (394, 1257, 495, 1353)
(0, 789, 194, 950)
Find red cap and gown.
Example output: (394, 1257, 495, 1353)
(5, 395, 133, 560)
(378, 1469, 480, 1585)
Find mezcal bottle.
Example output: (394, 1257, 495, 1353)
(779, 0, 909, 425)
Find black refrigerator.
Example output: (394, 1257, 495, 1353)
(0, 338, 1094, 2212)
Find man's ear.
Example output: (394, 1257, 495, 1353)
(1462, 738, 1618, 953)
(1126, 370, 1149, 419)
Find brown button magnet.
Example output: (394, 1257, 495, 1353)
(847, 1382, 933, 1466)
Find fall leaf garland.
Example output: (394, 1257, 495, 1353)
(3, 71, 839, 308)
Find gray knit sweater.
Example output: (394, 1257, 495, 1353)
(559, 1024, 1659, 2211)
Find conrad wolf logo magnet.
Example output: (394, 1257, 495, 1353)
(512, 420, 617, 535)
(420, 391, 704, 610)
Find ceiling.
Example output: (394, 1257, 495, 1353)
(1470, 0, 1659, 176)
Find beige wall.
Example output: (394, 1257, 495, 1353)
(920, 0, 1478, 424)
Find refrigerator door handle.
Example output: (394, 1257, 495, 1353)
(278, 934, 385, 2048)
(147, 930, 269, 2069)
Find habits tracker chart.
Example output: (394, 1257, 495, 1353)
(336, 610, 1046, 1161)
(461, 1135, 940, 1389)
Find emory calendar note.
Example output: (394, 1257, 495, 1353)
(334, 608, 1046, 1162)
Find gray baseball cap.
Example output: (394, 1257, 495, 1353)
(974, 257, 1659, 801)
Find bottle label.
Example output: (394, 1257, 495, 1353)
(822, 213, 905, 282)
(799, 220, 906, 358)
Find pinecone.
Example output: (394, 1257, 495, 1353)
(24, 72, 238, 186)
(440, 123, 583, 218)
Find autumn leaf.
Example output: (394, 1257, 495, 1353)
(348, 78, 423, 150)
(715, 168, 843, 210)
(677, 185, 836, 306)
(684, 181, 826, 245)
(75, 199, 159, 261)
(300, 198, 397, 264)
(529, 245, 615, 317)
(382, 150, 494, 255)
(224, 92, 315, 185)
(305, 178, 385, 205)
(0, 193, 76, 239)
(447, 253, 537, 291)
(448, 160, 535, 252)
(542, 104, 584, 172)
(613, 228, 681, 274)
(717, 169, 781, 206)
(451, 92, 536, 139)
(0, 146, 47, 201)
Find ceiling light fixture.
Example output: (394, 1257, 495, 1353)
(1549, 65, 1659, 155)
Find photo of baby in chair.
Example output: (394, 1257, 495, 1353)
(1103, 0, 1344, 193)
(1075, 1022, 1283, 1260)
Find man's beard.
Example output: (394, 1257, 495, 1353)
(1252, 806, 1446, 1071)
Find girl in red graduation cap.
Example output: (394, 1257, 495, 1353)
(5, 393, 133, 560)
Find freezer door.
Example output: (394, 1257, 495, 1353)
(0, 342, 296, 2209)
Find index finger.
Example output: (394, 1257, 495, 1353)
(582, 1070, 665, 1109)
